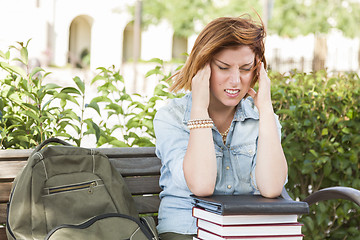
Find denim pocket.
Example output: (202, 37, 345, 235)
(230, 142, 256, 182)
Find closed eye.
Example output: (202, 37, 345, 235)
(240, 67, 252, 71)
(218, 66, 228, 70)
(214, 63, 228, 70)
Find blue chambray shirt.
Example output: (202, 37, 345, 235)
(153, 92, 282, 235)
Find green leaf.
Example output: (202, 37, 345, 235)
(105, 103, 123, 115)
(148, 58, 163, 65)
(60, 87, 81, 95)
(85, 101, 101, 115)
(91, 74, 106, 84)
(73, 76, 85, 94)
(132, 137, 154, 147)
(85, 119, 101, 143)
(346, 109, 354, 120)
(24, 110, 40, 122)
(90, 96, 112, 103)
(109, 139, 129, 147)
(321, 128, 328, 136)
(44, 83, 61, 90)
(341, 128, 350, 134)
(29, 67, 45, 79)
(13, 58, 26, 65)
(20, 47, 28, 65)
(309, 149, 318, 158)
(55, 92, 79, 106)
(5, 50, 10, 60)
(25, 39, 32, 48)
(23, 103, 39, 112)
(0, 50, 6, 59)
(145, 66, 161, 78)
(0, 62, 27, 78)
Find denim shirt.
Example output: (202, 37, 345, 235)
(153, 93, 282, 235)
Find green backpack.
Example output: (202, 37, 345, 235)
(6, 138, 158, 240)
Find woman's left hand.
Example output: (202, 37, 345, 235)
(247, 62, 273, 113)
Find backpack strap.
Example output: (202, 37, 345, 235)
(34, 137, 72, 152)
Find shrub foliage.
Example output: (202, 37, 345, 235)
(270, 70, 359, 239)
(1, 43, 359, 239)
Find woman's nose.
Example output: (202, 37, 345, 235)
(229, 69, 240, 84)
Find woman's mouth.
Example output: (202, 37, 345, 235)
(224, 89, 240, 96)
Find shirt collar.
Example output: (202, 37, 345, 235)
(183, 93, 259, 123)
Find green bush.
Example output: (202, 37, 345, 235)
(85, 61, 182, 147)
(270, 70, 360, 239)
(0, 42, 180, 148)
(0, 40, 88, 148)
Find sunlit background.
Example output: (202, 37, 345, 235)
(1, 0, 360, 95)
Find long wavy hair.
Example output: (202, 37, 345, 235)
(170, 14, 266, 93)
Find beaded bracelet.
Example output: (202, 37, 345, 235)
(187, 118, 214, 130)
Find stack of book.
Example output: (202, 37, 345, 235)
(191, 194, 309, 240)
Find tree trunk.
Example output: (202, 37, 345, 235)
(312, 34, 327, 72)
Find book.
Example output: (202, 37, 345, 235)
(193, 207, 299, 225)
(197, 219, 303, 237)
(197, 228, 304, 240)
(191, 194, 309, 215)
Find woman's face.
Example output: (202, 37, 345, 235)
(209, 46, 255, 110)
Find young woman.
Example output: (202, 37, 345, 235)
(153, 15, 288, 240)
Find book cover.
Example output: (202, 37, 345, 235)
(193, 207, 299, 225)
(197, 219, 303, 236)
(191, 194, 309, 215)
(197, 228, 304, 240)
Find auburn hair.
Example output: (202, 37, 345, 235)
(170, 14, 266, 92)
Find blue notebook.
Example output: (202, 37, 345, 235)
(191, 194, 309, 215)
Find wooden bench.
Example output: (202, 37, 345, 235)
(1, 146, 359, 240)
(0, 147, 162, 240)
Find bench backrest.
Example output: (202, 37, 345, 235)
(0, 147, 161, 240)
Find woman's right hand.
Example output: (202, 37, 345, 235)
(185, 63, 217, 196)
(191, 63, 211, 118)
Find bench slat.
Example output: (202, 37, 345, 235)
(0, 183, 12, 203)
(97, 147, 156, 158)
(0, 162, 26, 181)
(110, 157, 161, 176)
(0, 203, 7, 226)
(133, 195, 160, 214)
(124, 176, 161, 195)
(0, 149, 33, 160)
(0, 227, 6, 240)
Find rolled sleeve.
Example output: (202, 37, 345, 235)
(154, 108, 190, 191)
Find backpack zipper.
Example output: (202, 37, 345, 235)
(46, 180, 100, 195)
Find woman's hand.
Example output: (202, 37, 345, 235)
(247, 62, 273, 114)
(248, 62, 288, 198)
(185, 63, 217, 196)
(191, 63, 211, 118)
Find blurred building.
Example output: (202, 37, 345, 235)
(0, 0, 359, 90)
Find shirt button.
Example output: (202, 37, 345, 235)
(248, 150, 253, 154)
(226, 166, 230, 170)
(227, 185, 232, 189)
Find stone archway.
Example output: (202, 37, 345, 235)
(172, 34, 188, 61)
(68, 15, 93, 68)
